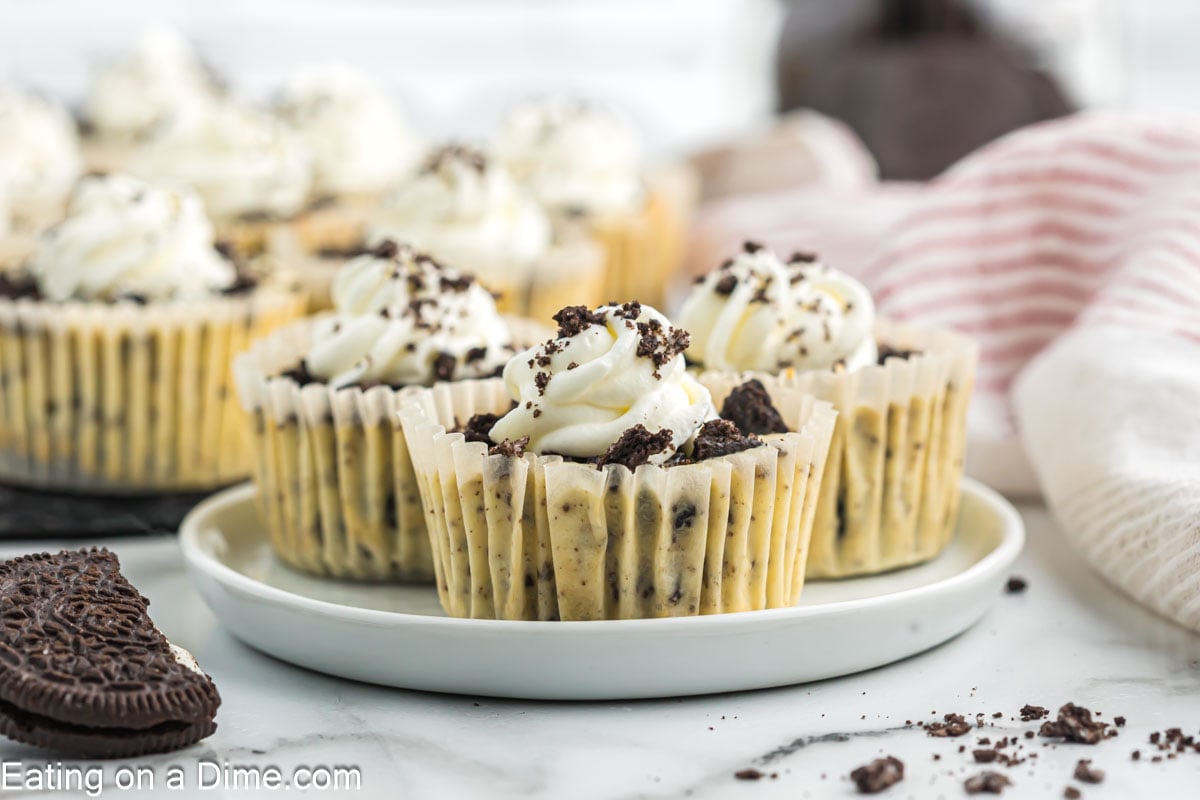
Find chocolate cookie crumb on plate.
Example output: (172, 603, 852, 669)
(1063, 788, 1081, 799)
(721, 379, 789, 436)
(1020, 704, 1049, 721)
(1074, 759, 1104, 784)
(0, 548, 220, 757)
(1040, 704, 1112, 745)
(850, 756, 904, 794)
(1005, 576, 1028, 594)
(964, 771, 1011, 794)
(925, 713, 973, 737)
(734, 768, 765, 781)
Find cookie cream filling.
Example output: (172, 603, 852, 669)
(276, 64, 422, 198)
(489, 302, 716, 464)
(366, 145, 551, 283)
(495, 98, 644, 216)
(131, 101, 312, 220)
(303, 241, 512, 388)
(28, 174, 236, 303)
(677, 242, 877, 373)
(84, 26, 221, 141)
(0, 86, 82, 228)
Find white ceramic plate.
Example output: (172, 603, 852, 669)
(180, 477, 1023, 700)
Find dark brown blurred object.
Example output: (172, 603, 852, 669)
(778, 0, 1074, 180)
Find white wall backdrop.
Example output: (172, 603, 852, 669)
(0, 0, 783, 159)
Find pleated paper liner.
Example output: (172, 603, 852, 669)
(0, 288, 305, 494)
(586, 162, 699, 310)
(233, 314, 553, 582)
(398, 377, 836, 621)
(704, 320, 978, 579)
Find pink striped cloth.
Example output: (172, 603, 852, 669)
(862, 113, 1200, 632)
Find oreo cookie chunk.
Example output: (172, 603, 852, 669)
(0, 549, 220, 757)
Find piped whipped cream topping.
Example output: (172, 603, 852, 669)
(276, 64, 422, 197)
(28, 174, 235, 303)
(0, 86, 82, 229)
(132, 101, 312, 220)
(495, 98, 644, 216)
(367, 145, 551, 281)
(85, 26, 222, 140)
(489, 302, 716, 464)
(677, 242, 877, 374)
(303, 241, 512, 389)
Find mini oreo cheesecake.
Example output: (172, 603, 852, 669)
(367, 144, 605, 324)
(677, 242, 978, 578)
(493, 98, 697, 310)
(234, 240, 549, 582)
(130, 100, 313, 260)
(266, 65, 424, 310)
(0, 173, 305, 492)
(399, 302, 836, 620)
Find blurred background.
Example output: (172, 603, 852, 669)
(0, 0, 1194, 161)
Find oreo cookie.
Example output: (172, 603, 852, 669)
(0, 548, 220, 757)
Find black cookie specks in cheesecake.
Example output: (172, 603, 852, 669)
(721, 379, 789, 436)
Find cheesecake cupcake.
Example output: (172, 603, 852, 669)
(130, 100, 312, 259)
(368, 144, 604, 323)
(234, 240, 550, 581)
(269, 65, 424, 308)
(0, 85, 83, 235)
(494, 98, 697, 309)
(399, 302, 836, 620)
(81, 26, 223, 174)
(677, 242, 978, 578)
(0, 174, 305, 492)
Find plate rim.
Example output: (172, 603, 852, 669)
(179, 476, 1025, 634)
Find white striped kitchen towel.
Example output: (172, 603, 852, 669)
(862, 112, 1200, 633)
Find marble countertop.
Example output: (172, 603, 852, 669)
(1, 502, 1198, 799)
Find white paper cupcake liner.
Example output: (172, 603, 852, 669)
(398, 377, 836, 621)
(0, 288, 305, 493)
(702, 320, 978, 579)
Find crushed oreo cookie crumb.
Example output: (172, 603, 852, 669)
(597, 425, 673, 471)
(432, 353, 458, 383)
(1074, 760, 1103, 784)
(1020, 705, 1049, 722)
(734, 768, 764, 781)
(965, 771, 1011, 794)
(691, 419, 763, 462)
(721, 379, 788, 436)
(1006, 576, 1028, 594)
(876, 344, 921, 364)
(553, 305, 607, 338)
(456, 413, 501, 447)
(925, 713, 972, 738)
(1040, 704, 1113, 745)
(1063, 788, 1081, 799)
(489, 436, 528, 458)
(714, 273, 738, 295)
(850, 756, 904, 794)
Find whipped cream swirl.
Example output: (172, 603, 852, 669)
(677, 242, 877, 374)
(489, 302, 715, 463)
(0, 86, 82, 230)
(304, 241, 512, 389)
(495, 98, 644, 216)
(85, 26, 222, 140)
(28, 174, 236, 302)
(132, 101, 312, 220)
(277, 65, 422, 197)
(367, 145, 550, 282)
